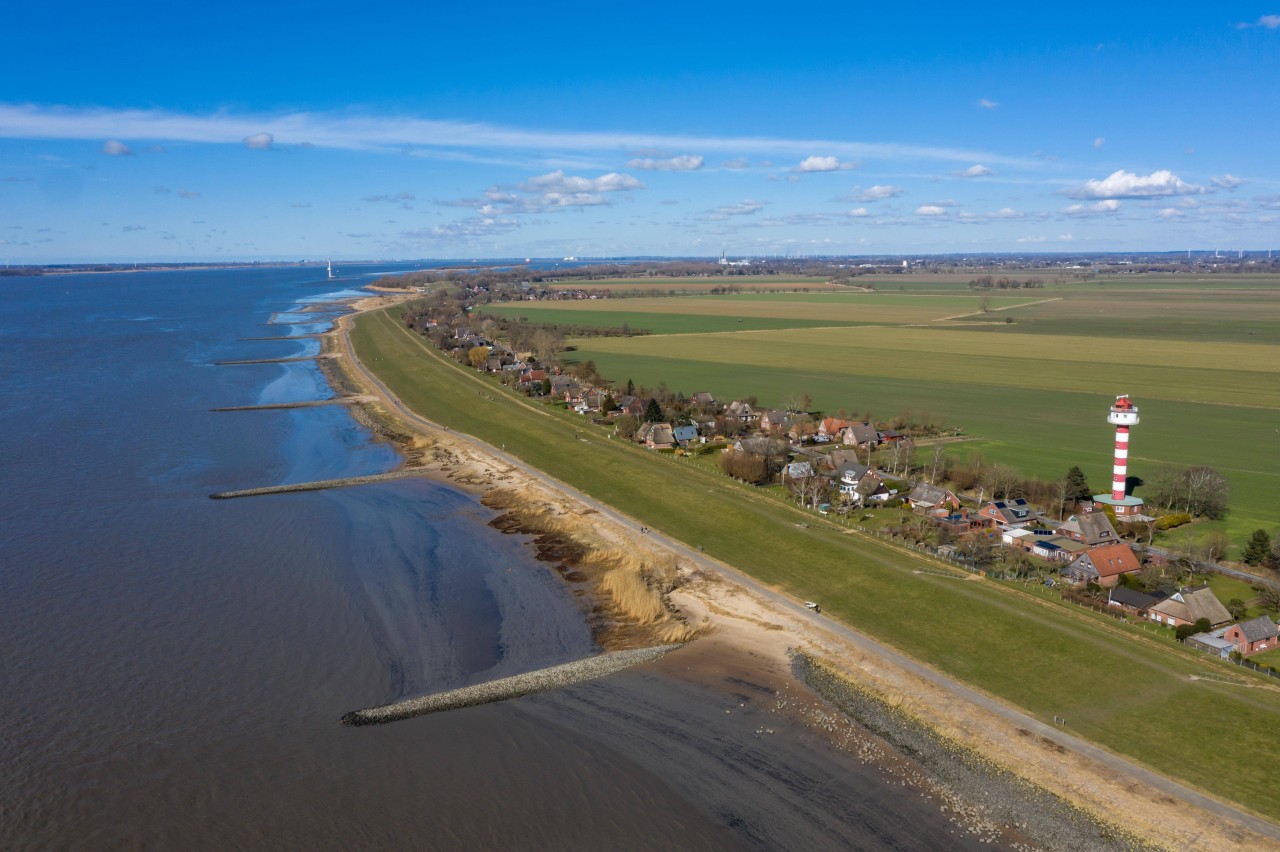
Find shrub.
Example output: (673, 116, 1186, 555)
(1155, 513, 1192, 530)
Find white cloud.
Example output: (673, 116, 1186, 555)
(847, 184, 904, 202)
(794, 155, 858, 172)
(915, 205, 948, 216)
(1211, 173, 1243, 189)
(1093, 136, 1105, 149)
(707, 200, 764, 220)
(1058, 234, 1074, 241)
(405, 217, 519, 241)
(243, 132, 274, 150)
(721, 157, 750, 169)
(846, 208, 869, 217)
(1158, 207, 1182, 218)
(627, 154, 704, 171)
(991, 207, 1021, 218)
(1240, 14, 1280, 28)
(519, 170, 643, 193)
(1064, 199, 1122, 215)
(1015, 235, 1046, 243)
(101, 139, 133, 156)
(0, 103, 1031, 167)
(978, 98, 999, 109)
(954, 164, 993, 177)
(1067, 169, 1205, 199)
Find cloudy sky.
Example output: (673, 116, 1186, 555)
(2, 3, 1278, 261)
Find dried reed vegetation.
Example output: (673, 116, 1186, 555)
(483, 488, 700, 646)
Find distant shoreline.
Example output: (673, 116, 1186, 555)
(15, 262, 316, 277)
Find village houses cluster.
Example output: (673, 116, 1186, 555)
(428, 320, 1278, 664)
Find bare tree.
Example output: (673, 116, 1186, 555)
(788, 474, 831, 509)
(1201, 530, 1231, 564)
(928, 443, 949, 484)
(979, 463, 1023, 500)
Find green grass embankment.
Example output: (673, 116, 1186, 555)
(352, 307, 1280, 821)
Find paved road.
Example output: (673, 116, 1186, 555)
(340, 309, 1280, 843)
(1146, 545, 1280, 591)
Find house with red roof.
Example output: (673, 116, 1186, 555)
(1060, 542, 1142, 588)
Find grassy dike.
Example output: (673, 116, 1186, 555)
(351, 306, 1280, 821)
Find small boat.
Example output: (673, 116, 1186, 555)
(327, 257, 335, 279)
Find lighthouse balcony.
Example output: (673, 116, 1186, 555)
(1107, 410, 1139, 426)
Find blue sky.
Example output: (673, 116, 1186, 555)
(2, 3, 1278, 262)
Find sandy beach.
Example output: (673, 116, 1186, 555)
(325, 290, 1280, 850)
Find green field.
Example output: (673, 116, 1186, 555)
(484, 292, 1042, 327)
(543, 274, 840, 292)
(525, 276, 1280, 550)
(352, 307, 1280, 820)
(476, 305, 874, 335)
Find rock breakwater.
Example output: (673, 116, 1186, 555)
(341, 644, 685, 726)
(209, 470, 423, 499)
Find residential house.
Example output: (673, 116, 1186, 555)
(908, 483, 961, 513)
(836, 464, 892, 504)
(1147, 585, 1233, 628)
(1061, 542, 1142, 586)
(1222, 616, 1279, 656)
(1055, 514, 1120, 548)
(823, 449, 859, 468)
(635, 421, 675, 449)
(549, 375, 578, 397)
(818, 418, 857, 442)
(1107, 586, 1168, 617)
(784, 461, 815, 481)
(672, 425, 700, 447)
(1032, 535, 1089, 563)
(726, 400, 759, 426)
(979, 499, 1041, 530)
(517, 368, 547, 387)
(612, 395, 646, 419)
(760, 410, 790, 433)
(932, 510, 996, 537)
(842, 422, 880, 448)
(689, 391, 716, 409)
(734, 437, 789, 459)
(573, 388, 609, 415)
(877, 428, 906, 444)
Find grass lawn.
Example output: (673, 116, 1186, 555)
(1248, 648, 1280, 668)
(1205, 574, 1266, 610)
(353, 307, 1280, 820)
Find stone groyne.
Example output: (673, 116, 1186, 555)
(209, 469, 424, 499)
(341, 644, 685, 726)
(210, 398, 356, 412)
(215, 354, 332, 366)
(238, 334, 323, 341)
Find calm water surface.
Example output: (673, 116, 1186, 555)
(0, 266, 993, 850)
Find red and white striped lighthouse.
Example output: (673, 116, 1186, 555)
(1107, 395, 1139, 501)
